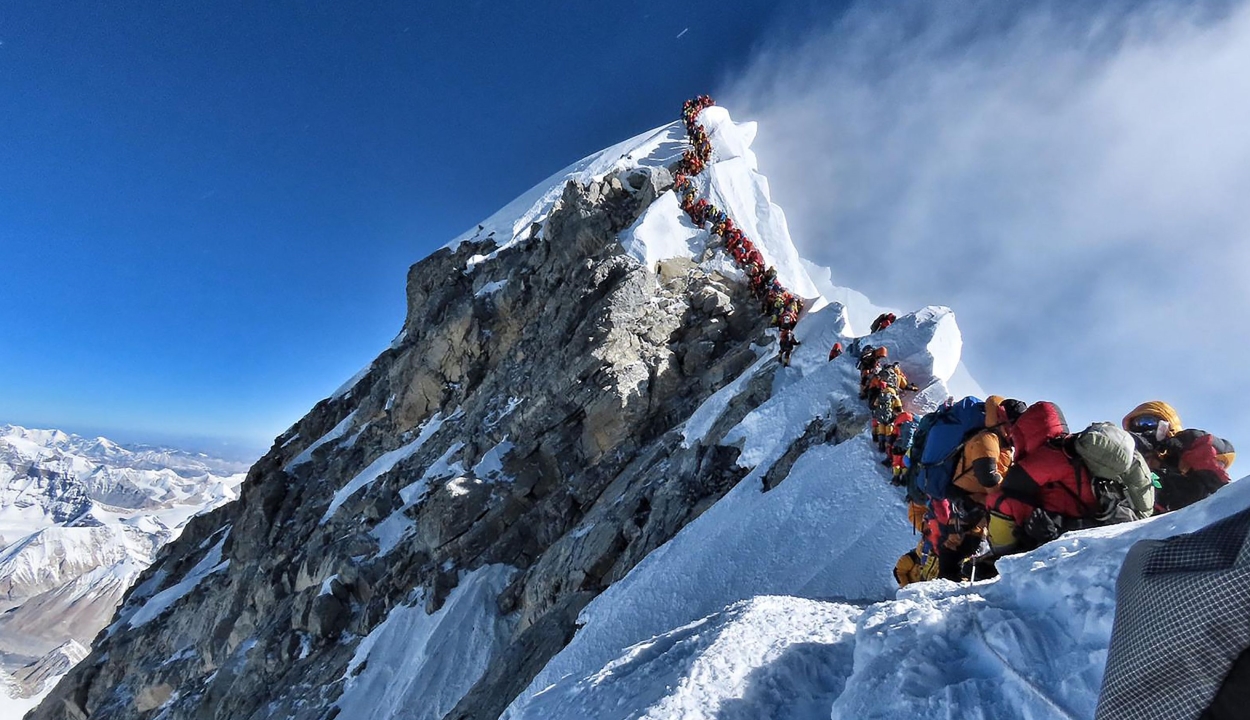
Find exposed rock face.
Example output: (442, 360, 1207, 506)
(31, 168, 802, 720)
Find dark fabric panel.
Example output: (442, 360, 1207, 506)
(1200, 646, 1250, 720)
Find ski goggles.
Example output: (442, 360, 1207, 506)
(1127, 416, 1161, 434)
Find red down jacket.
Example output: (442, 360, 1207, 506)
(988, 401, 1094, 525)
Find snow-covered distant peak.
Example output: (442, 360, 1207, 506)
(0, 423, 246, 703)
(0, 424, 251, 478)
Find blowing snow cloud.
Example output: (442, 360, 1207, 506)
(724, 0, 1250, 445)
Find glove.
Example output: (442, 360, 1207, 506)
(1023, 508, 1065, 543)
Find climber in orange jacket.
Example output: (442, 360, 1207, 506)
(949, 396, 1027, 504)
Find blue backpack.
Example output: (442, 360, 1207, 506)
(915, 396, 986, 499)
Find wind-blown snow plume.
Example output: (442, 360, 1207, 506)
(723, 0, 1250, 445)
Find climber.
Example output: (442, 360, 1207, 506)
(870, 312, 897, 333)
(828, 342, 843, 362)
(896, 493, 980, 584)
(889, 411, 917, 479)
(1123, 401, 1236, 513)
(778, 329, 801, 367)
(929, 396, 1026, 579)
(949, 396, 1026, 503)
(871, 388, 904, 453)
(984, 401, 1070, 556)
(858, 346, 887, 399)
(894, 540, 939, 588)
(867, 362, 918, 407)
(988, 401, 1154, 558)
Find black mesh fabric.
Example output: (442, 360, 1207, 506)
(1096, 508, 1250, 720)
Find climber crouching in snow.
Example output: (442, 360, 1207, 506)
(986, 401, 1156, 559)
(1122, 400, 1236, 513)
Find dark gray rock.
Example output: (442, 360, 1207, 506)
(31, 169, 830, 720)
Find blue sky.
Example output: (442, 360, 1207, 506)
(0, 1, 825, 454)
(3, 0, 1246, 460)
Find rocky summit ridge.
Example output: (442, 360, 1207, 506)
(31, 107, 961, 720)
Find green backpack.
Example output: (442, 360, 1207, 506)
(1073, 422, 1155, 520)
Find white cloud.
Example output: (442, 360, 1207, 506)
(722, 0, 1250, 448)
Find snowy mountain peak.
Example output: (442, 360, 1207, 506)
(28, 97, 1217, 720)
(0, 425, 245, 714)
(446, 106, 821, 314)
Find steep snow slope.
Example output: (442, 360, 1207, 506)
(519, 596, 860, 720)
(505, 301, 960, 719)
(514, 473, 1250, 720)
(28, 97, 1188, 720)
(327, 106, 874, 720)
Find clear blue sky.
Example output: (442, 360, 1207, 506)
(5, 1, 1245, 461)
(0, 1, 829, 455)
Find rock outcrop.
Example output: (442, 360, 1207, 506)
(31, 165, 805, 720)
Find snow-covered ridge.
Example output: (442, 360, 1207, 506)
(0, 424, 245, 713)
(25, 97, 1211, 720)
(483, 101, 1244, 719)
(447, 106, 823, 311)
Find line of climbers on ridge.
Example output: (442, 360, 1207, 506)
(669, 96, 1238, 593)
(673, 95, 805, 365)
(888, 395, 1236, 586)
(827, 333, 1238, 586)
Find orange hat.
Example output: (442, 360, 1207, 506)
(1122, 401, 1182, 436)
(985, 396, 1005, 428)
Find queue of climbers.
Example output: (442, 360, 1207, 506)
(674, 96, 804, 365)
(670, 95, 1237, 590)
(887, 394, 1237, 587)
(825, 313, 1235, 586)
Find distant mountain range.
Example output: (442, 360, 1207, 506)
(0, 424, 246, 715)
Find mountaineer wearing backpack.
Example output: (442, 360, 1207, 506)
(889, 411, 917, 479)
(985, 401, 1070, 555)
(871, 389, 904, 452)
(858, 346, 888, 399)
(949, 396, 1027, 504)
(871, 362, 919, 402)
(1123, 401, 1237, 513)
(894, 539, 939, 587)
(988, 402, 1155, 556)
(929, 396, 1026, 579)
(895, 498, 947, 587)
(870, 312, 897, 333)
(1154, 429, 1236, 511)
